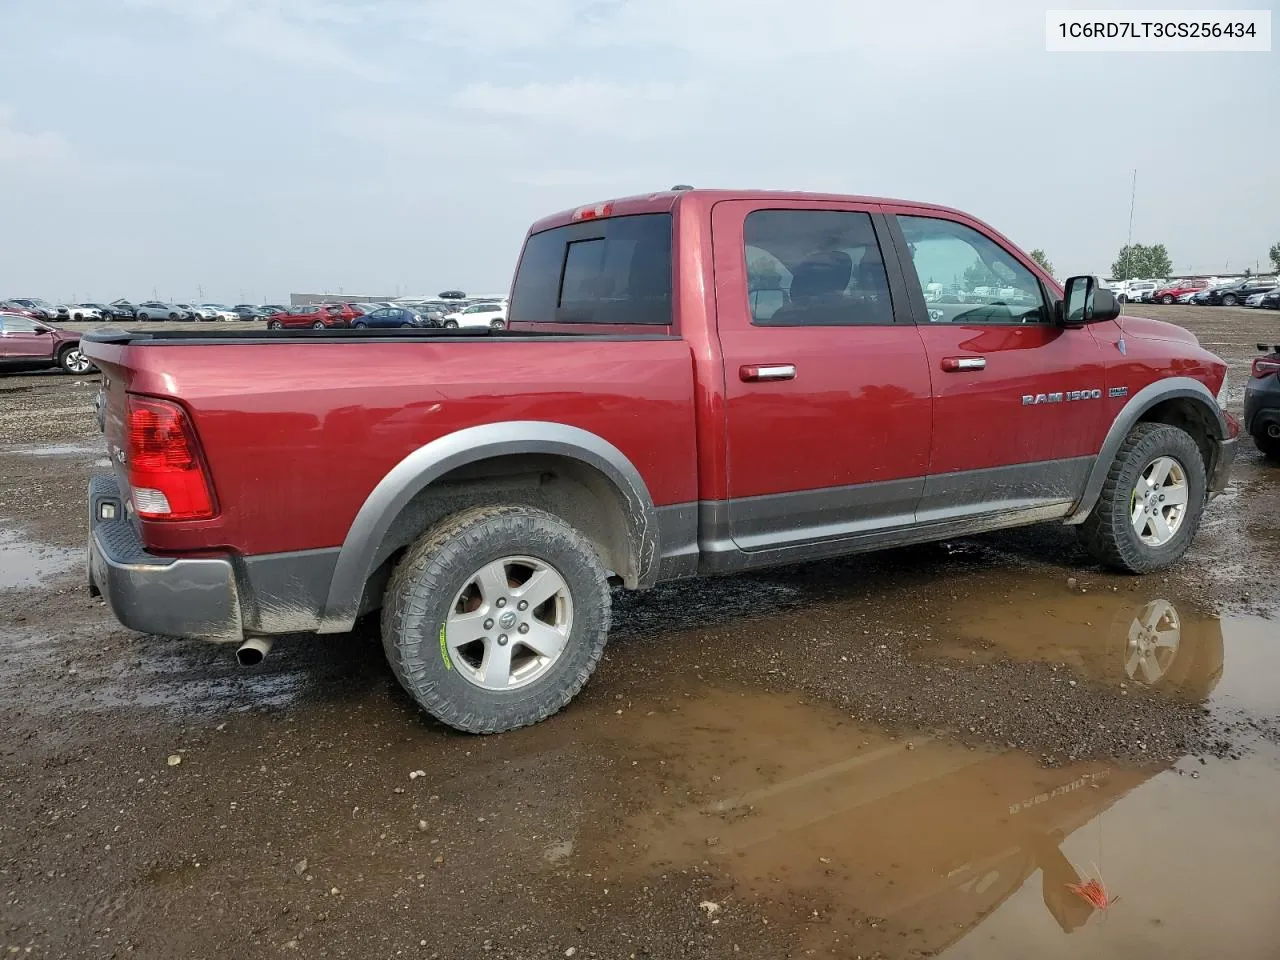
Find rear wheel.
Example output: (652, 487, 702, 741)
(1221, 294, 1238, 306)
(267, 319, 283, 330)
(1079, 422, 1206, 573)
(444, 320, 459, 329)
(1161, 295, 1174, 304)
(58, 346, 93, 375)
(382, 505, 611, 734)
(489, 318, 505, 330)
(311, 320, 326, 329)
(354, 320, 368, 328)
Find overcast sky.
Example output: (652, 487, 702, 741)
(1, 0, 1276, 303)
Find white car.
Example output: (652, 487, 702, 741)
(441, 302, 507, 330)
(200, 304, 240, 322)
(1176, 291, 1198, 304)
(1245, 291, 1270, 307)
(67, 305, 104, 321)
(175, 303, 217, 321)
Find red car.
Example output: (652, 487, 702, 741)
(0, 312, 94, 374)
(83, 188, 1236, 733)
(1153, 280, 1208, 304)
(264, 304, 350, 329)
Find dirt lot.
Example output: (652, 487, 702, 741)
(2, 306, 1279, 959)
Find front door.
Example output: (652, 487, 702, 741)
(0, 316, 55, 362)
(711, 200, 933, 557)
(882, 209, 1108, 521)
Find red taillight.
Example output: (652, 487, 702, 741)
(126, 396, 216, 520)
(1252, 357, 1280, 379)
(571, 200, 614, 222)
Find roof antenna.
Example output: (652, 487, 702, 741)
(671, 184, 694, 191)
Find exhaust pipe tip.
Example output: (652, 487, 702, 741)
(236, 636, 273, 667)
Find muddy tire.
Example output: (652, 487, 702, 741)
(382, 504, 611, 734)
(1079, 422, 1207, 573)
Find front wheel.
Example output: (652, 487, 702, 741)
(58, 346, 93, 375)
(382, 505, 611, 734)
(1161, 295, 1174, 304)
(311, 320, 326, 329)
(443, 320, 459, 329)
(267, 319, 283, 330)
(353, 320, 367, 328)
(1221, 294, 1238, 306)
(1079, 422, 1207, 573)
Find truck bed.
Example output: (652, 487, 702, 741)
(83, 329, 698, 562)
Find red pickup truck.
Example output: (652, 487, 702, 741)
(83, 188, 1237, 733)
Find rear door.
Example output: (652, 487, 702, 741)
(882, 209, 1108, 521)
(711, 199, 933, 553)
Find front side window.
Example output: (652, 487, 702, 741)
(1, 316, 41, 334)
(742, 210, 895, 326)
(898, 215, 1048, 324)
(509, 213, 672, 325)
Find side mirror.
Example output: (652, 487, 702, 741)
(1062, 275, 1121, 327)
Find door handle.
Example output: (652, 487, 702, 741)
(740, 363, 796, 382)
(941, 356, 986, 372)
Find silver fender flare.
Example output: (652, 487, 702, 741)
(319, 421, 658, 631)
(1066, 377, 1225, 524)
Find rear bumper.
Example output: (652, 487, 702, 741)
(88, 473, 244, 642)
(1243, 378, 1280, 437)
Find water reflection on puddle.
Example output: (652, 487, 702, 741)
(0, 526, 79, 590)
(519, 585, 1280, 958)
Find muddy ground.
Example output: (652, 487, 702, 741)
(2, 305, 1279, 959)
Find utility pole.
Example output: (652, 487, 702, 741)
(1124, 168, 1136, 279)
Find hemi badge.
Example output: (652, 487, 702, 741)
(1109, 386, 1129, 398)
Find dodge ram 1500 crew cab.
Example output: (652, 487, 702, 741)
(84, 188, 1237, 733)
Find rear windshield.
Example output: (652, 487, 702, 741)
(509, 213, 672, 325)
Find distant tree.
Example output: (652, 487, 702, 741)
(1270, 242, 1280, 274)
(1111, 243, 1173, 281)
(1028, 248, 1055, 278)
(963, 258, 997, 289)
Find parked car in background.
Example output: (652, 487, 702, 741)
(232, 305, 267, 320)
(1, 300, 45, 320)
(8, 298, 58, 320)
(110, 300, 138, 320)
(1208, 278, 1276, 307)
(1177, 291, 1198, 304)
(77, 303, 124, 321)
(1260, 289, 1280, 310)
(260, 304, 290, 316)
(0, 312, 94, 374)
(265, 305, 349, 330)
(1244, 344, 1280, 459)
(134, 301, 185, 321)
(174, 303, 214, 321)
(319, 303, 368, 324)
(200, 304, 240, 322)
(441, 301, 507, 330)
(1154, 280, 1208, 304)
(67, 304, 105, 321)
(352, 306, 434, 328)
(1245, 291, 1269, 307)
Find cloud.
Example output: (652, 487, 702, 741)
(0, 106, 72, 168)
(114, 0, 390, 79)
(450, 79, 704, 137)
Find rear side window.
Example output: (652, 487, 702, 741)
(743, 210, 895, 326)
(509, 213, 672, 325)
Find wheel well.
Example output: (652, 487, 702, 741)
(1137, 397, 1219, 474)
(361, 453, 641, 611)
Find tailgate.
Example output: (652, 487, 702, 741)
(85, 341, 140, 505)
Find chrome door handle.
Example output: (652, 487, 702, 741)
(941, 356, 986, 372)
(740, 363, 796, 382)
